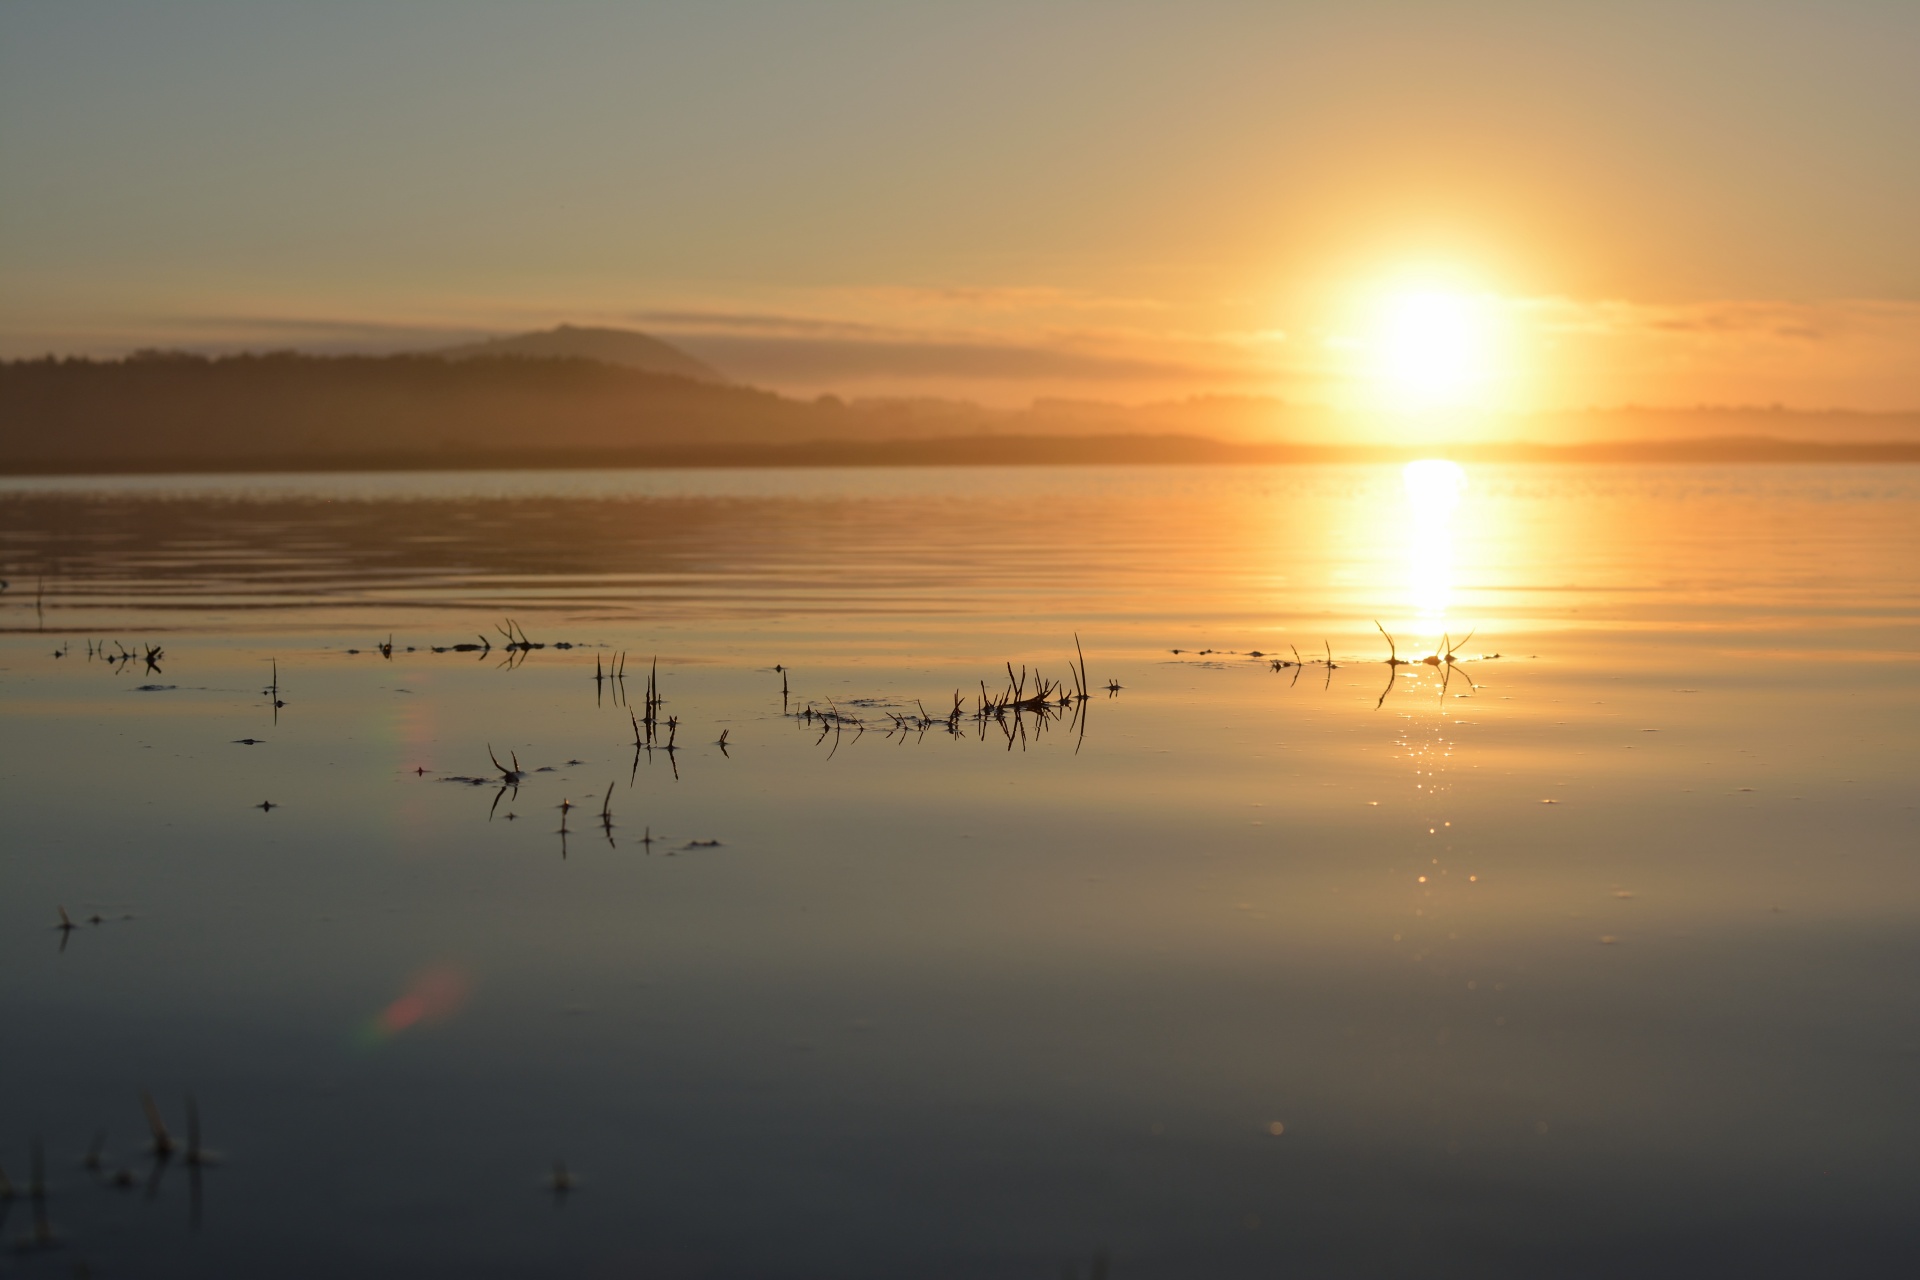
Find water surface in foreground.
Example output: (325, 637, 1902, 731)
(2, 464, 1917, 1277)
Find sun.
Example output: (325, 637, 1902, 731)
(1366, 285, 1500, 411)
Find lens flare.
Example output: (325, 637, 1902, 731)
(358, 965, 472, 1048)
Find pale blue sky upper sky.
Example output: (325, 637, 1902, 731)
(3, 1, 1916, 407)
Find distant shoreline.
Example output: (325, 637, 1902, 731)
(3, 434, 1918, 477)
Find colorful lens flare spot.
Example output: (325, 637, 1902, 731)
(358, 965, 472, 1048)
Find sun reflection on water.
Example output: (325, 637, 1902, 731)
(1402, 459, 1467, 625)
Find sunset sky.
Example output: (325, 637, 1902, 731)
(3, 1, 1916, 411)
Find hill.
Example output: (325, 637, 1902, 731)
(431, 324, 726, 383)
(0, 351, 818, 469)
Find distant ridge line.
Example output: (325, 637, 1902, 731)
(4, 434, 1917, 477)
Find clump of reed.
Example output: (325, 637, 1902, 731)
(498, 617, 542, 652)
(593, 651, 630, 707)
(625, 658, 682, 778)
(1370, 623, 1482, 705)
(80, 638, 164, 675)
(784, 636, 1101, 754)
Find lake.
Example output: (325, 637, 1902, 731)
(2, 463, 1917, 1277)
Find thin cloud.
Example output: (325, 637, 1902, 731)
(178, 315, 482, 339)
(659, 334, 1252, 386)
(1522, 296, 1920, 346)
(843, 284, 1169, 314)
(624, 310, 909, 341)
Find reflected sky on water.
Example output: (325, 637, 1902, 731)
(2, 465, 1917, 1277)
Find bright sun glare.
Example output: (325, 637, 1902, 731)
(1369, 288, 1498, 411)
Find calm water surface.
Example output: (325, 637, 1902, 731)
(2, 465, 1917, 1277)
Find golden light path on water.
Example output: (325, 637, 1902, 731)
(1401, 458, 1468, 635)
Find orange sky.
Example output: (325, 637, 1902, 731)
(3, 2, 1916, 411)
